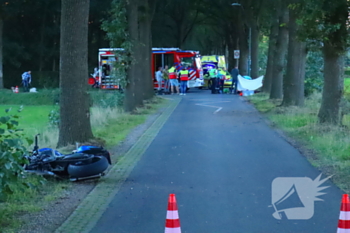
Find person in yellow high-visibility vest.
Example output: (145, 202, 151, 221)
(179, 67, 189, 96)
(168, 65, 179, 94)
(209, 67, 218, 94)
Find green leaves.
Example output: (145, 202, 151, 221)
(101, 0, 133, 89)
(0, 107, 32, 199)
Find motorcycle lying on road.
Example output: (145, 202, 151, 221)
(24, 134, 112, 181)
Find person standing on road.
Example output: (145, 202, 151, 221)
(218, 68, 226, 94)
(162, 65, 170, 93)
(155, 67, 163, 94)
(231, 66, 239, 94)
(179, 67, 189, 96)
(168, 65, 179, 94)
(21, 71, 32, 92)
(209, 67, 218, 94)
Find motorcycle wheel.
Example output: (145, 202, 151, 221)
(67, 156, 109, 178)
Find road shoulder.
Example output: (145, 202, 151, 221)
(17, 97, 180, 233)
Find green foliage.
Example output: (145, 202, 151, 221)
(304, 50, 324, 96)
(101, 0, 133, 89)
(299, 0, 349, 54)
(48, 104, 60, 128)
(0, 107, 33, 199)
(0, 89, 59, 105)
(259, 36, 269, 76)
(90, 90, 124, 108)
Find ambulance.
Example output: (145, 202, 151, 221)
(201, 55, 232, 89)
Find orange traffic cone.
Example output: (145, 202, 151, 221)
(15, 86, 19, 93)
(337, 194, 350, 233)
(165, 194, 181, 233)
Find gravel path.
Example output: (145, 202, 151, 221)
(17, 107, 164, 233)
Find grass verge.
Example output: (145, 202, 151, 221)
(0, 95, 166, 232)
(247, 93, 350, 193)
(0, 176, 71, 232)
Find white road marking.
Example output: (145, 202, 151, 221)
(214, 107, 223, 114)
(194, 100, 230, 114)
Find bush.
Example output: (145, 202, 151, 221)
(89, 90, 124, 108)
(305, 50, 324, 96)
(0, 107, 33, 199)
(48, 104, 60, 128)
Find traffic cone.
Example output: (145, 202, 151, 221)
(337, 194, 350, 233)
(15, 86, 19, 93)
(165, 194, 181, 233)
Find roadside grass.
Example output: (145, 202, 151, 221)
(247, 93, 350, 192)
(345, 78, 350, 94)
(0, 94, 165, 232)
(0, 105, 54, 138)
(0, 89, 59, 105)
(0, 176, 71, 232)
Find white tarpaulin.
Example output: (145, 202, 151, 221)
(237, 75, 264, 91)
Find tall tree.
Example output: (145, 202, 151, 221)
(138, 0, 156, 101)
(262, 8, 279, 93)
(57, 0, 93, 147)
(238, 20, 250, 76)
(317, 0, 348, 124)
(300, 0, 349, 124)
(269, 0, 289, 99)
(282, 1, 307, 106)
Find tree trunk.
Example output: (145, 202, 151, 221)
(262, 17, 279, 93)
(58, 0, 93, 147)
(250, 19, 259, 79)
(270, 2, 289, 99)
(282, 8, 306, 107)
(139, 0, 154, 100)
(124, 0, 143, 112)
(238, 24, 249, 76)
(0, 18, 3, 89)
(225, 24, 237, 70)
(317, 42, 344, 124)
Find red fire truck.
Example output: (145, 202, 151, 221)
(89, 48, 204, 90)
(152, 48, 204, 89)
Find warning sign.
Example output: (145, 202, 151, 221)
(234, 50, 240, 59)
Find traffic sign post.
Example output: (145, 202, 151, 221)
(234, 50, 240, 59)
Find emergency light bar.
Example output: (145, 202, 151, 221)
(99, 48, 183, 52)
(99, 48, 124, 52)
(152, 48, 181, 51)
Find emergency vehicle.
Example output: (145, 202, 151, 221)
(89, 48, 204, 90)
(201, 55, 232, 89)
(152, 48, 204, 89)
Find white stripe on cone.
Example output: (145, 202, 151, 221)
(338, 229, 350, 233)
(339, 211, 350, 220)
(166, 210, 179, 220)
(165, 227, 181, 233)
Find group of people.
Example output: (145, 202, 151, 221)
(155, 65, 189, 95)
(208, 66, 239, 94)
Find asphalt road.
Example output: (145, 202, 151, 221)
(90, 90, 343, 233)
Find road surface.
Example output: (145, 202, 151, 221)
(89, 90, 342, 233)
